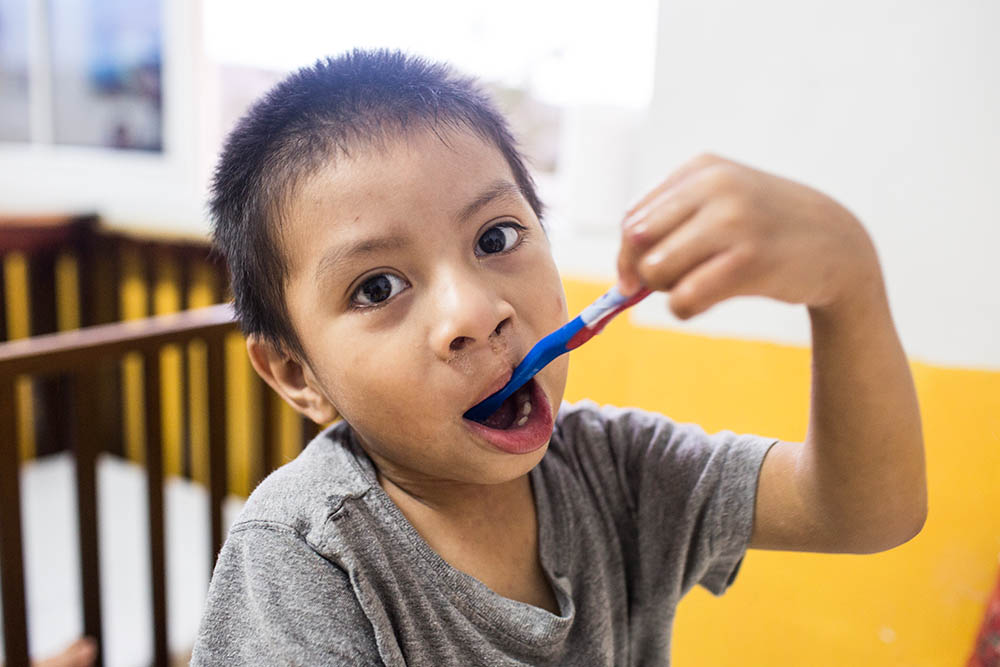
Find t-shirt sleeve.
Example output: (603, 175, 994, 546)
(556, 401, 776, 597)
(191, 522, 383, 666)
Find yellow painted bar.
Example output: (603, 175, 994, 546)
(186, 262, 217, 486)
(4, 253, 36, 462)
(278, 401, 302, 466)
(153, 252, 184, 477)
(186, 339, 209, 486)
(560, 278, 999, 666)
(54, 252, 80, 332)
(225, 331, 258, 497)
(119, 244, 148, 464)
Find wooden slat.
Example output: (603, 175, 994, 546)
(0, 304, 236, 377)
(28, 248, 58, 335)
(72, 369, 104, 667)
(207, 335, 228, 567)
(30, 249, 70, 457)
(0, 378, 29, 667)
(142, 350, 169, 667)
(87, 235, 124, 459)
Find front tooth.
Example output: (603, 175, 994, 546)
(521, 401, 532, 416)
(516, 415, 529, 427)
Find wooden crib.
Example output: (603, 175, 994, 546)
(0, 216, 314, 666)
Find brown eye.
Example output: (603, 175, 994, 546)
(353, 273, 407, 307)
(476, 223, 521, 255)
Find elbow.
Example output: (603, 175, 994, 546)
(853, 462, 929, 554)
(897, 498, 928, 546)
(892, 485, 929, 548)
(850, 499, 928, 554)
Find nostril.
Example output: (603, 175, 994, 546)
(450, 336, 472, 352)
(493, 317, 510, 337)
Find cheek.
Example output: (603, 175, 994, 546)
(542, 267, 568, 323)
(332, 345, 431, 421)
(522, 251, 566, 319)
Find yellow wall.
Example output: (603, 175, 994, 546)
(562, 278, 999, 666)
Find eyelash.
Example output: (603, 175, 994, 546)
(347, 220, 528, 311)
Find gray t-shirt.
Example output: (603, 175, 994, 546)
(191, 400, 775, 666)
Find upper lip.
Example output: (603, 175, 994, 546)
(467, 365, 515, 412)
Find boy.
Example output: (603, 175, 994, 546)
(192, 50, 926, 665)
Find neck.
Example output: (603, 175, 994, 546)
(375, 467, 532, 528)
(369, 454, 554, 613)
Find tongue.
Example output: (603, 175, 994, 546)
(480, 385, 523, 429)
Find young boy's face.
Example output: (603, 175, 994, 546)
(274, 126, 569, 489)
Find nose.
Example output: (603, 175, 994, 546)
(428, 275, 515, 360)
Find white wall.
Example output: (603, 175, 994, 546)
(555, 0, 1000, 370)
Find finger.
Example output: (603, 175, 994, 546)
(617, 169, 717, 295)
(33, 637, 97, 667)
(634, 207, 728, 292)
(616, 244, 645, 296)
(668, 246, 756, 320)
(622, 152, 724, 225)
(623, 162, 722, 244)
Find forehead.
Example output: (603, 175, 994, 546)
(279, 126, 524, 274)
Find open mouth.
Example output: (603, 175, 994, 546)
(462, 377, 552, 455)
(473, 378, 535, 430)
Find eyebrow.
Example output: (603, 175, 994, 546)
(314, 236, 410, 285)
(454, 179, 525, 225)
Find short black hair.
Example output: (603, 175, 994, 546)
(210, 49, 544, 362)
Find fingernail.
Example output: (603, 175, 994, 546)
(627, 221, 647, 238)
(622, 208, 646, 229)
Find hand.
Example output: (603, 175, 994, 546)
(616, 153, 881, 319)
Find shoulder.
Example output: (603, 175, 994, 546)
(554, 398, 670, 432)
(551, 399, 685, 457)
(546, 400, 775, 515)
(553, 399, 767, 464)
(194, 521, 382, 666)
(232, 421, 376, 545)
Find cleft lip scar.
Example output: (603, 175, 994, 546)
(467, 366, 514, 413)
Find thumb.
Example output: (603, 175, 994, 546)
(616, 243, 644, 297)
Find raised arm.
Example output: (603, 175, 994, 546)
(616, 153, 927, 553)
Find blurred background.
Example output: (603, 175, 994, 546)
(1, 0, 998, 665)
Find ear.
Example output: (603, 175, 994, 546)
(246, 336, 339, 425)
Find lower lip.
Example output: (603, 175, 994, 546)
(463, 380, 554, 455)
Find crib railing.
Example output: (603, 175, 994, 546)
(2, 213, 232, 469)
(0, 304, 282, 667)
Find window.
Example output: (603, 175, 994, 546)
(1, 0, 163, 151)
(0, 0, 31, 141)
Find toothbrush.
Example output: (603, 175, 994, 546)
(464, 286, 652, 422)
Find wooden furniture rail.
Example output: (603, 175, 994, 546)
(0, 304, 238, 667)
(2, 213, 230, 466)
